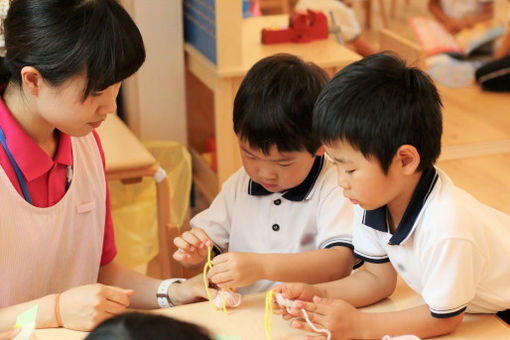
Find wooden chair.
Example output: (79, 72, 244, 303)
(362, 0, 389, 29)
(379, 28, 426, 70)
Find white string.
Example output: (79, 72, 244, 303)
(276, 293, 331, 340)
(301, 308, 331, 340)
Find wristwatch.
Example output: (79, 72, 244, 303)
(156, 278, 185, 308)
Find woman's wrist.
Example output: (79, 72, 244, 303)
(157, 278, 185, 308)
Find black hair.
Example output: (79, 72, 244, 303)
(233, 53, 329, 155)
(313, 52, 442, 173)
(0, 0, 145, 99)
(84, 312, 213, 340)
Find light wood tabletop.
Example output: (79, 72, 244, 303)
(33, 278, 510, 340)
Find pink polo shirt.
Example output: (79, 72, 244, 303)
(0, 91, 116, 265)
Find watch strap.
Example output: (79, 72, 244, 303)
(157, 278, 185, 308)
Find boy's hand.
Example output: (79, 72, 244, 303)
(173, 228, 213, 267)
(168, 273, 217, 306)
(290, 296, 360, 340)
(60, 284, 133, 331)
(272, 283, 324, 320)
(207, 252, 263, 288)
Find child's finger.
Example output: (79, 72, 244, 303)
(208, 271, 234, 287)
(180, 231, 203, 248)
(103, 287, 133, 307)
(291, 317, 327, 335)
(173, 235, 197, 253)
(172, 249, 187, 262)
(190, 228, 213, 247)
(102, 297, 130, 315)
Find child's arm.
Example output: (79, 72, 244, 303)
(276, 262, 464, 338)
(292, 299, 464, 339)
(207, 246, 355, 289)
(172, 228, 214, 268)
(428, 0, 463, 33)
(428, 0, 493, 34)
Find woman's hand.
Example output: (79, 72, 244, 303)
(59, 284, 133, 331)
(0, 328, 21, 340)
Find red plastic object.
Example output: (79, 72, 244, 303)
(261, 9, 329, 44)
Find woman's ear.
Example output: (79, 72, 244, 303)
(315, 145, 325, 156)
(396, 144, 420, 175)
(20, 66, 43, 96)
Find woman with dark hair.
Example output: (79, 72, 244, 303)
(0, 0, 210, 332)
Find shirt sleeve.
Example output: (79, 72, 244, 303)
(352, 206, 390, 263)
(190, 171, 241, 253)
(315, 165, 354, 250)
(421, 238, 485, 318)
(92, 130, 117, 265)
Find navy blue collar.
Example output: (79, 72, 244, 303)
(362, 167, 438, 245)
(248, 155, 324, 202)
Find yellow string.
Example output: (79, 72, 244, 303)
(264, 289, 274, 340)
(202, 246, 228, 312)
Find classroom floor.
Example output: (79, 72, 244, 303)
(350, 1, 510, 215)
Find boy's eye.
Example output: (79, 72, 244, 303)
(345, 169, 355, 174)
(279, 163, 292, 167)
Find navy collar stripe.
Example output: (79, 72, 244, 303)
(362, 167, 438, 245)
(248, 155, 324, 202)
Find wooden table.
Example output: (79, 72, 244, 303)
(96, 114, 180, 278)
(34, 278, 510, 340)
(186, 14, 361, 201)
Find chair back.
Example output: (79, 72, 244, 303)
(379, 28, 426, 70)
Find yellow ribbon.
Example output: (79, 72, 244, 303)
(203, 246, 227, 313)
(264, 289, 274, 340)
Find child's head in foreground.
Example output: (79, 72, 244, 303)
(84, 312, 212, 340)
(233, 53, 329, 193)
(313, 52, 443, 210)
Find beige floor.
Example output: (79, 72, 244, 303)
(348, 1, 510, 215)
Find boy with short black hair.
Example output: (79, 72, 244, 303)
(174, 53, 356, 294)
(274, 52, 510, 338)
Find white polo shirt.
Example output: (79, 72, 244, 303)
(440, 0, 493, 20)
(353, 167, 510, 318)
(191, 156, 354, 294)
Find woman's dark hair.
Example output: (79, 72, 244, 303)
(0, 0, 145, 99)
(84, 312, 213, 340)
